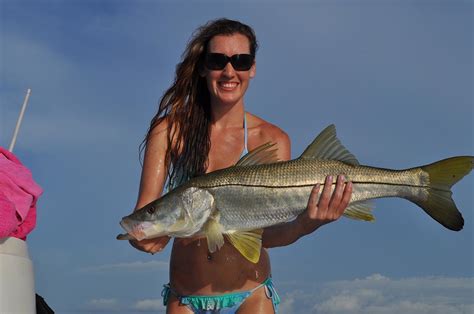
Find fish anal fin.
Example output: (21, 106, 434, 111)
(299, 124, 359, 166)
(235, 142, 279, 167)
(344, 201, 375, 222)
(225, 229, 263, 264)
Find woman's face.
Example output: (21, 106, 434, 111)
(203, 33, 256, 108)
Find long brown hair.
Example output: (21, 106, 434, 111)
(140, 18, 258, 188)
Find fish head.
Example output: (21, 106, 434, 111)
(119, 187, 214, 240)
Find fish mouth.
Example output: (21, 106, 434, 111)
(120, 219, 154, 241)
(116, 233, 133, 240)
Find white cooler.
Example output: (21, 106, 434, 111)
(0, 237, 36, 313)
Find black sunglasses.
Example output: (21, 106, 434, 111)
(204, 53, 255, 71)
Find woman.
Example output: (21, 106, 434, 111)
(130, 18, 352, 314)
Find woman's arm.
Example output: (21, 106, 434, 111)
(262, 175, 352, 248)
(129, 121, 172, 254)
(261, 129, 353, 248)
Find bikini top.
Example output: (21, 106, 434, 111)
(166, 113, 248, 192)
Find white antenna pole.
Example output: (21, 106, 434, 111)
(8, 88, 32, 152)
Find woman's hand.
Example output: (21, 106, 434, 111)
(129, 236, 171, 254)
(297, 175, 353, 236)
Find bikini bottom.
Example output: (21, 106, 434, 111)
(162, 277, 280, 314)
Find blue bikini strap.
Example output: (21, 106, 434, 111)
(242, 112, 249, 156)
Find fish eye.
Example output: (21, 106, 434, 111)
(146, 205, 156, 215)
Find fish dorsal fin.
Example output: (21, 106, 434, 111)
(343, 200, 375, 221)
(299, 124, 359, 166)
(235, 142, 279, 167)
(203, 211, 225, 253)
(225, 229, 263, 264)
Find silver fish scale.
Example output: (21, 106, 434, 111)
(209, 183, 426, 231)
(209, 185, 313, 230)
(183, 159, 429, 231)
(189, 159, 427, 189)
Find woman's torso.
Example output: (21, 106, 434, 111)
(169, 112, 274, 295)
(170, 238, 271, 294)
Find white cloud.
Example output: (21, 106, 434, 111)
(133, 298, 165, 312)
(277, 274, 473, 314)
(78, 274, 473, 314)
(316, 294, 362, 312)
(279, 294, 296, 314)
(80, 260, 168, 273)
(86, 298, 119, 311)
(364, 273, 389, 281)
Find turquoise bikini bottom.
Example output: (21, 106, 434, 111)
(162, 277, 280, 314)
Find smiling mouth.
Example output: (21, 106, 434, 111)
(218, 82, 238, 90)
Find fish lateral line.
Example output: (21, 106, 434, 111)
(197, 182, 431, 189)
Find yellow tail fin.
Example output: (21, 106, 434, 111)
(416, 156, 473, 231)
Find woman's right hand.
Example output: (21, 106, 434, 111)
(129, 236, 171, 254)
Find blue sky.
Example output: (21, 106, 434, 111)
(1, 1, 472, 313)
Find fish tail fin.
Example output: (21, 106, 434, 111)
(413, 156, 473, 231)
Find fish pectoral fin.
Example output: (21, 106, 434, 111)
(299, 124, 359, 166)
(235, 142, 279, 166)
(203, 212, 225, 253)
(225, 229, 263, 264)
(344, 201, 375, 222)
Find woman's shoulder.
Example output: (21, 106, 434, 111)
(149, 117, 169, 138)
(148, 117, 177, 148)
(246, 112, 291, 160)
(247, 113, 289, 142)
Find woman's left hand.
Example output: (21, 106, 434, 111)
(296, 175, 353, 235)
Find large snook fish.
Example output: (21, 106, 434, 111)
(118, 125, 473, 263)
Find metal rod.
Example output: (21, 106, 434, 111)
(8, 88, 32, 152)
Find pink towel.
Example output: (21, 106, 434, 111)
(0, 147, 43, 240)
